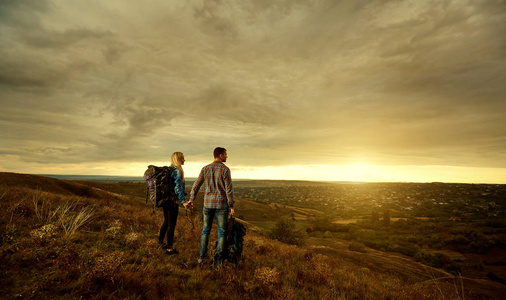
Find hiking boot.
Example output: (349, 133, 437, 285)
(166, 248, 179, 255)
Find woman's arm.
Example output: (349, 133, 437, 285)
(172, 168, 186, 203)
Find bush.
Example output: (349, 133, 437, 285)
(425, 235, 445, 250)
(359, 238, 391, 251)
(322, 231, 333, 238)
(269, 216, 305, 246)
(447, 234, 470, 247)
(382, 209, 391, 227)
(414, 252, 462, 275)
(309, 215, 350, 233)
(391, 241, 419, 257)
(348, 242, 366, 253)
(392, 219, 409, 230)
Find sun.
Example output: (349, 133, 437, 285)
(342, 164, 375, 181)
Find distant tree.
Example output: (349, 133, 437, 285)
(383, 209, 390, 227)
(371, 209, 380, 222)
(270, 215, 305, 246)
(309, 215, 333, 231)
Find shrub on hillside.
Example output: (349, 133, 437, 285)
(270, 215, 305, 246)
(92, 251, 125, 279)
(30, 224, 58, 239)
(425, 235, 445, 249)
(391, 219, 410, 230)
(447, 234, 470, 246)
(414, 252, 462, 274)
(348, 241, 366, 253)
(308, 215, 350, 233)
(359, 238, 392, 252)
(390, 241, 420, 257)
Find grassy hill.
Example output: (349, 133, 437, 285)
(0, 172, 504, 299)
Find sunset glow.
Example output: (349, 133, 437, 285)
(231, 164, 506, 184)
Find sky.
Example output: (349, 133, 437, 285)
(1, 0, 506, 183)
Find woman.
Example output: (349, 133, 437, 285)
(159, 151, 187, 255)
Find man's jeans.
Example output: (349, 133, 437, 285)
(200, 207, 229, 261)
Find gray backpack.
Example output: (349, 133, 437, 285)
(143, 165, 176, 212)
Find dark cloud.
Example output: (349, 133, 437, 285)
(23, 28, 112, 49)
(107, 99, 176, 138)
(193, 0, 238, 39)
(0, 0, 49, 28)
(103, 44, 124, 64)
(0, 57, 67, 90)
(193, 85, 245, 112)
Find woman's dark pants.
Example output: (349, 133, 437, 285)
(159, 203, 179, 248)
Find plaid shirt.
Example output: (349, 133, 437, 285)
(189, 162, 235, 209)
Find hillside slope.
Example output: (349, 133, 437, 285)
(1, 172, 504, 299)
(0, 172, 113, 198)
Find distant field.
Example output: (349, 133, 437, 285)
(332, 217, 432, 224)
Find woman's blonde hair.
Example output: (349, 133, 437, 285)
(171, 152, 185, 182)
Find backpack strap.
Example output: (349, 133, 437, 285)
(167, 166, 177, 206)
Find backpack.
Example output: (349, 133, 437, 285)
(143, 165, 176, 213)
(224, 216, 247, 265)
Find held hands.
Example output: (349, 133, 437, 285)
(183, 202, 194, 210)
(229, 208, 235, 217)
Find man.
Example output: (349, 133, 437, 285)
(185, 147, 235, 265)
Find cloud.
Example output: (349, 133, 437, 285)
(193, 0, 239, 39)
(0, 0, 505, 175)
(23, 28, 112, 49)
(0, 0, 50, 28)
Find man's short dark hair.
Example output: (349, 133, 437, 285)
(214, 147, 227, 158)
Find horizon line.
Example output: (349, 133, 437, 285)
(30, 173, 505, 185)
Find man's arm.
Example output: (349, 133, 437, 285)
(189, 168, 205, 204)
(224, 168, 235, 215)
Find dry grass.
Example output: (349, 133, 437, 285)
(31, 188, 96, 236)
(423, 265, 468, 300)
(58, 202, 96, 236)
(0, 173, 499, 299)
(32, 189, 59, 225)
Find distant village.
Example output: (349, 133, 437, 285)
(234, 182, 506, 219)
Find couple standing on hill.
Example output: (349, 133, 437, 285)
(159, 147, 235, 265)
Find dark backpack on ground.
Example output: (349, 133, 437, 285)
(224, 216, 247, 265)
(143, 165, 176, 212)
